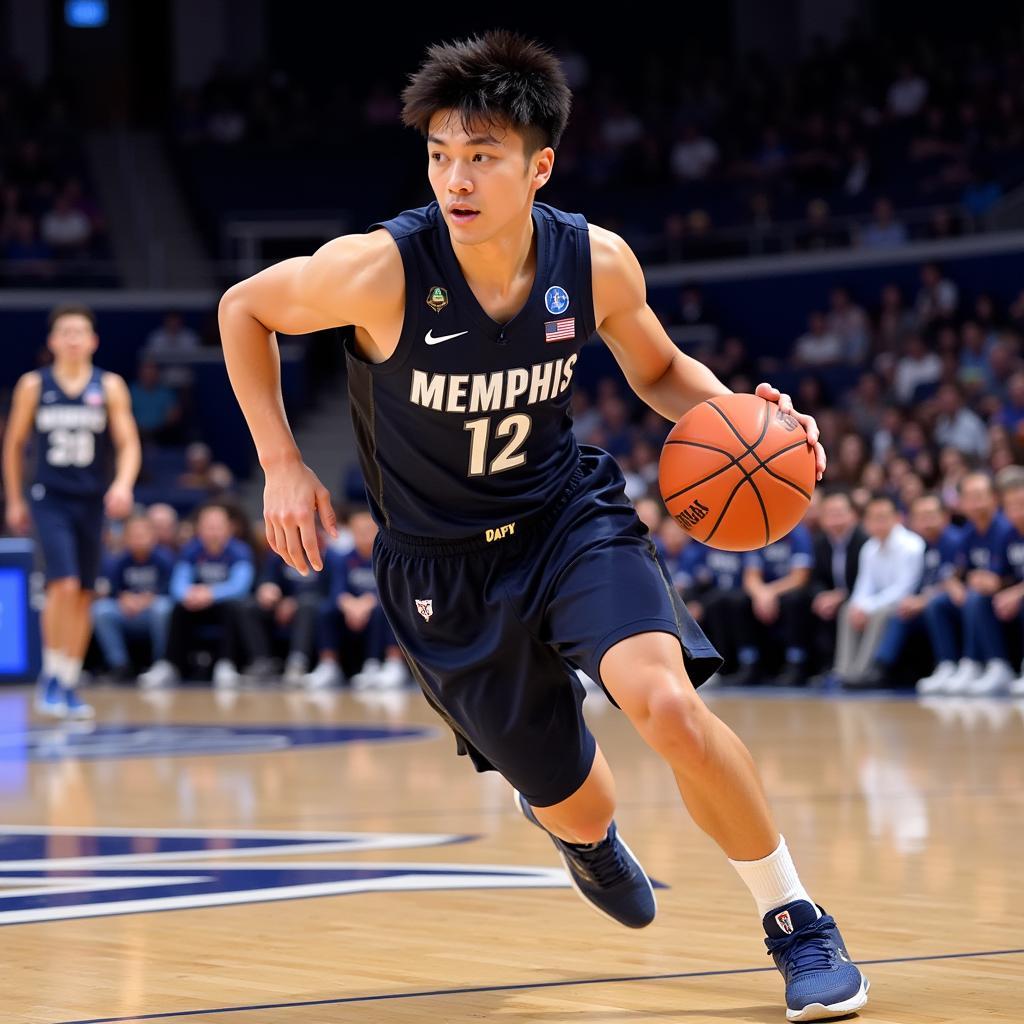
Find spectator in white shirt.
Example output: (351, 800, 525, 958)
(670, 124, 719, 181)
(792, 311, 844, 367)
(915, 262, 959, 325)
(834, 494, 925, 686)
(887, 64, 929, 118)
(893, 333, 943, 405)
(934, 383, 990, 460)
(40, 195, 92, 254)
(826, 286, 870, 364)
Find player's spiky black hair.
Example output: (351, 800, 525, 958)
(400, 29, 572, 158)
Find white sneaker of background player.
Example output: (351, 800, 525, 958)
(304, 660, 343, 690)
(964, 658, 1014, 696)
(212, 659, 240, 689)
(944, 657, 983, 694)
(916, 660, 956, 695)
(139, 659, 180, 690)
(351, 658, 383, 690)
(374, 659, 407, 690)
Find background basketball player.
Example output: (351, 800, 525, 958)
(2, 305, 140, 718)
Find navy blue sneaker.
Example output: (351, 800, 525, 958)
(764, 900, 870, 1021)
(512, 789, 656, 928)
(61, 685, 94, 720)
(34, 676, 65, 718)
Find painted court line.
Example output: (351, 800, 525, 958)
(54, 947, 1024, 1024)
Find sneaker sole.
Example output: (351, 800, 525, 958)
(511, 788, 657, 929)
(787, 974, 869, 1021)
(34, 699, 67, 718)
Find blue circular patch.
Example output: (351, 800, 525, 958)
(545, 285, 569, 315)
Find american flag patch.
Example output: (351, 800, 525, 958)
(544, 317, 575, 342)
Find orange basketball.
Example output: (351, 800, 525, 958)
(658, 393, 816, 552)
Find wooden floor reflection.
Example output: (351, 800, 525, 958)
(5, 684, 1023, 1024)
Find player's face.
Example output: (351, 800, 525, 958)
(426, 110, 551, 240)
(1002, 487, 1024, 531)
(48, 314, 98, 364)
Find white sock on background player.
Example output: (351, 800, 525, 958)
(728, 833, 820, 920)
(43, 648, 61, 680)
(57, 655, 83, 689)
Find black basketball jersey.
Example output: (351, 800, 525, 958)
(31, 365, 113, 498)
(344, 199, 596, 538)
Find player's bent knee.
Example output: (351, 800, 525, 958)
(640, 685, 711, 766)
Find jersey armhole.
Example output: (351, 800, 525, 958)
(343, 227, 418, 377)
(572, 213, 598, 341)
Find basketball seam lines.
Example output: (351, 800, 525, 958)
(699, 399, 772, 545)
(662, 438, 809, 501)
(704, 400, 813, 502)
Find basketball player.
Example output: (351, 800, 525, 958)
(3, 305, 140, 718)
(218, 32, 868, 1021)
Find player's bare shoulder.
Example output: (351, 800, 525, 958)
(586, 221, 645, 328)
(304, 227, 407, 362)
(11, 370, 42, 406)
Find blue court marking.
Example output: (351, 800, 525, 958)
(0, 723, 437, 762)
(52, 947, 1024, 1023)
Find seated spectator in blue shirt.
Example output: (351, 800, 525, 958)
(239, 540, 329, 684)
(989, 467, 1024, 696)
(737, 524, 814, 685)
(918, 472, 1014, 694)
(130, 360, 182, 444)
(92, 514, 174, 681)
(673, 540, 746, 676)
(870, 493, 960, 686)
(304, 508, 407, 690)
(138, 503, 254, 689)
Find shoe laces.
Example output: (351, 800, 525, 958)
(564, 832, 632, 888)
(765, 914, 838, 973)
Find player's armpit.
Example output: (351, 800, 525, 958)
(220, 231, 400, 337)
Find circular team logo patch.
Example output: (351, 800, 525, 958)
(545, 285, 569, 315)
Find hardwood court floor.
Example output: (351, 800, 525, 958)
(4, 682, 1023, 1024)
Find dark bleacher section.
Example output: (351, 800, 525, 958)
(0, 67, 115, 286)
(167, 19, 1024, 269)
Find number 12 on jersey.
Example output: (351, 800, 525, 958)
(463, 414, 532, 476)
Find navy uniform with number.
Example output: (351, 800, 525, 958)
(29, 366, 113, 589)
(345, 199, 722, 808)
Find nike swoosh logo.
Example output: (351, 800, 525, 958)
(425, 330, 469, 346)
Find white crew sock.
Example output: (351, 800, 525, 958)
(43, 648, 61, 680)
(57, 655, 83, 689)
(728, 834, 821, 921)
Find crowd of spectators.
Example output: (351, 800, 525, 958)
(0, 69, 110, 285)
(170, 23, 1024, 262)
(90, 499, 408, 692)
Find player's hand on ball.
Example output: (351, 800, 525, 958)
(263, 456, 338, 574)
(755, 382, 826, 482)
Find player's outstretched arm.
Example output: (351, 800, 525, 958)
(218, 232, 394, 573)
(2, 372, 41, 534)
(103, 372, 141, 520)
(590, 224, 825, 480)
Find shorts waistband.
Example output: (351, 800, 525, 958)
(376, 462, 588, 558)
